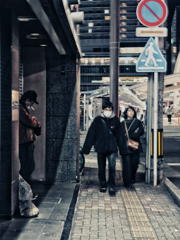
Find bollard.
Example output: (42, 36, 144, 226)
(150, 129, 163, 184)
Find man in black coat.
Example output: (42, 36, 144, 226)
(82, 100, 127, 195)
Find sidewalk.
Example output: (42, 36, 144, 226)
(1, 128, 180, 240)
(68, 131, 180, 239)
(163, 117, 179, 126)
(69, 151, 180, 240)
(0, 182, 78, 240)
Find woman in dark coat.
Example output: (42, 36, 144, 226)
(121, 106, 144, 187)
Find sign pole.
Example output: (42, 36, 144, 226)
(136, 0, 168, 185)
(110, 0, 119, 116)
(83, 94, 86, 130)
(145, 73, 153, 184)
(153, 37, 159, 186)
(153, 72, 158, 186)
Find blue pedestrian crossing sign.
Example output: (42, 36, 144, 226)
(136, 37, 166, 72)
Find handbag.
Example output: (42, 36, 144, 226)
(34, 127, 41, 136)
(124, 120, 139, 150)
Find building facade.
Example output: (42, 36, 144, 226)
(0, 0, 81, 218)
(79, 0, 149, 92)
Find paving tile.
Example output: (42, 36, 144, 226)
(69, 151, 180, 240)
(7, 222, 44, 233)
(42, 223, 64, 234)
(0, 182, 76, 240)
(38, 233, 61, 240)
(2, 150, 180, 240)
(1, 231, 39, 240)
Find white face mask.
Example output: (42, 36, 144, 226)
(103, 111, 112, 118)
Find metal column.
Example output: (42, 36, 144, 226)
(110, 0, 119, 116)
(83, 94, 86, 130)
(153, 37, 159, 186)
(153, 71, 158, 186)
(145, 73, 153, 184)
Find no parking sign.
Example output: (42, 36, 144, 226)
(136, 0, 168, 27)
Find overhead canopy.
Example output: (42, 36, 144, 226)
(13, 0, 82, 57)
(81, 86, 146, 109)
(81, 72, 180, 107)
(128, 73, 180, 100)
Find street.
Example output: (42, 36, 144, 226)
(163, 119, 180, 189)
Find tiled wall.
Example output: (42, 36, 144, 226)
(23, 47, 46, 181)
(0, 10, 17, 218)
(46, 47, 77, 182)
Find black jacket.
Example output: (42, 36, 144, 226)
(121, 118, 144, 154)
(82, 114, 128, 155)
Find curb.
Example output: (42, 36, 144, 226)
(164, 177, 180, 207)
(60, 184, 80, 240)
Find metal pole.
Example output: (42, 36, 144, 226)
(110, 0, 119, 116)
(154, 72, 158, 186)
(145, 73, 153, 184)
(83, 94, 86, 130)
(86, 99, 89, 128)
(153, 37, 159, 186)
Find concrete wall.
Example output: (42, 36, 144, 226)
(46, 47, 78, 182)
(11, 12, 20, 217)
(0, 10, 19, 219)
(76, 59, 80, 181)
(23, 47, 46, 181)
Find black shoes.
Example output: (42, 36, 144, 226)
(100, 186, 115, 196)
(124, 180, 135, 187)
(100, 186, 107, 193)
(109, 187, 115, 196)
(124, 183, 130, 188)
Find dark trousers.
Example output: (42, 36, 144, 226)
(167, 115, 171, 123)
(122, 153, 139, 186)
(19, 142, 35, 186)
(97, 152, 116, 188)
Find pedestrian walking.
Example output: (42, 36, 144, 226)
(121, 106, 144, 187)
(166, 106, 172, 124)
(81, 100, 127, 195)
(136, 108, 141, 120)
(19, 90, 41, 186)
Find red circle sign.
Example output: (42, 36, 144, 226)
(136, 0, 168, 27)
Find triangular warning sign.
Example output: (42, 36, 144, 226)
(136, 37, 166, 72)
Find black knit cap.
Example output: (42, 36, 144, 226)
(102, 100, 113, 110)
(21, 90, 39, 104)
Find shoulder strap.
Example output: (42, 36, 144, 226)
(127, 118, 135, 132)
(124, 121, 129, 140)
(124, 118, 136, 138)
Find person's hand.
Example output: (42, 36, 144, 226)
(32, 116, 37, 121)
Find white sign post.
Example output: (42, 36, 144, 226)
(154, 37, 159, 187)
(136, 0, 168, 186)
